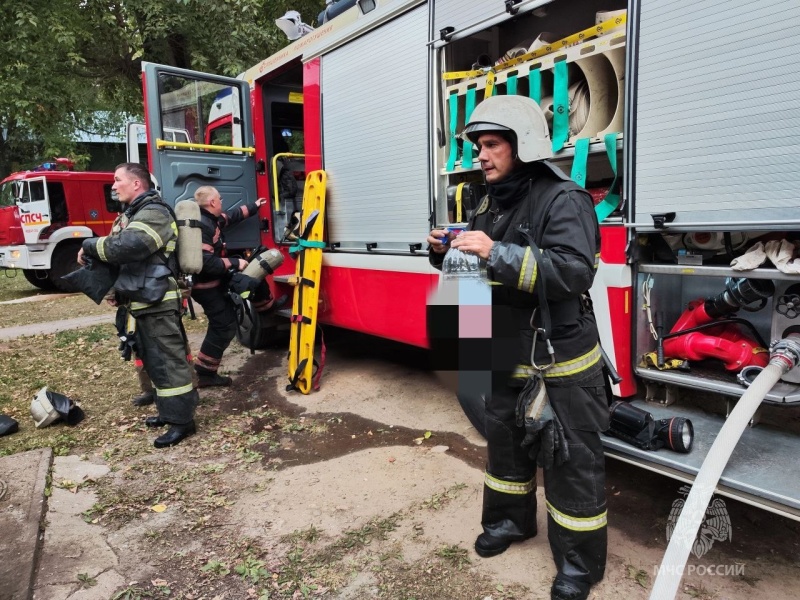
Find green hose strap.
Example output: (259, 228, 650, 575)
(529, 67, 541, 103)
(462, 88, 477, 169)
(570, 137, 590, 188)
(507, 74, 518, 96)
(551, 60, 569, 153)
(446, 91, 459, 171)
(595, 132, 621, 222)
(289, 239, 327, 255)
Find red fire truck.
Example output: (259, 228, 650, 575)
(0, 160, 117, 291)
(137, 0, 800, 520)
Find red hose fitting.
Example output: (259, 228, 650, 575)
(663, 298, 769, 371)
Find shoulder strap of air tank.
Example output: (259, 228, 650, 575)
(129, 197, 179, 273)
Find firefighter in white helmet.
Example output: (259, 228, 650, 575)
(427, 95, 609, 600)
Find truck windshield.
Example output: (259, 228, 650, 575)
(0, 181, 20, 208)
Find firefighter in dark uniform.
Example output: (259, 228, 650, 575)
(78, 163, 199, 448)
(191, 186, 274, 386)
(427, 96, 609, 600)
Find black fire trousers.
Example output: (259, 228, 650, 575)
(191, 286, 238, 375)
(134, 308, 198, 425)
(471, 368, 608, 588)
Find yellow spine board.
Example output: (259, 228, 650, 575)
(287, 170, 327, 394)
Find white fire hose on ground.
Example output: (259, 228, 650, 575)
(649, 337, 800, 600)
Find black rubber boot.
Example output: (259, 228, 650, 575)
(551, 576, 590, 600)
(154, 422, 196, 448)
(475, 531, 514, 558)
(132, 391, 156, 406)
(197, 372, 233, 388)
(475, 484, 537, 558)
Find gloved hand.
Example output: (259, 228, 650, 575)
(521, 405, 570, 470)
(765, 239, 800, 274)
(730, 241, 767, 271)
(229, 272, 260, 297)
(115, 306, 137, 361)
(517, 375, 571, 470)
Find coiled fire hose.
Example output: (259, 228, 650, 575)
(649, 336, 800, 600)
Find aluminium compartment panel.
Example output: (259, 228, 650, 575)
(632, 0, 800, 229)
(433, 0, 493, 37)
(321, 5, 430, 251)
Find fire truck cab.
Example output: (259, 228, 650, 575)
(0, 161, 118, 291)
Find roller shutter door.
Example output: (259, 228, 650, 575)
(633, 0, 800, 229)
(321, 5, 429, 251)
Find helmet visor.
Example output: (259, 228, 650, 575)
(460, 122, 512, 144)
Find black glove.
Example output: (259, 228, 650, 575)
(0, 415, 19, 437)
(526, 407, 570, 470)
(517, 374, 570, 470)
(229, 272, 260, 297)
(115, 306, 137, 361)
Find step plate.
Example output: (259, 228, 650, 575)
(602, 400, 800, 520)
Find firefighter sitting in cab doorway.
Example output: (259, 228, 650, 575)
(427, 95, 610, 600)
(191, 186, 275, 387)
(78, 163, 199, 448)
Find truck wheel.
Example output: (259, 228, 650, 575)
(22, 269, 57, 291)
(49, 241, 83, 292)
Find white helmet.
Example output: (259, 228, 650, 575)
(31, 386, 60, 429)
(461, 95, 553, 163)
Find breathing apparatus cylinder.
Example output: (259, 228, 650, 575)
(175, 200, 203, 274)
(242, 248, 284, 281)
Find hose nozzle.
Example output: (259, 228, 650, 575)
(704, 277, 775, 319)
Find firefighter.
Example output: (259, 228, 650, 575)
(78, 163, 199, 448)
(191, 186, 275, 386)
(427, 95, 609, 600)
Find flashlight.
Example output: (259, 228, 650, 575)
(608, 401, 693, 453)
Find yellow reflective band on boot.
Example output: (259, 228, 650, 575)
(156, 383, 194, 398)
(546, 501, 607, 532)
(485, 472, 534, 495)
